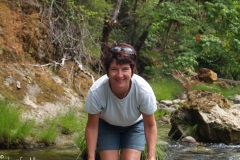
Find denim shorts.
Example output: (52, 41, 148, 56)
(97, 119, 146, 151)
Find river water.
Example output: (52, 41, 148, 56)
(0, 125, 240, 160)
(160, 125, 240, 160)
(0, 147, 81, 160)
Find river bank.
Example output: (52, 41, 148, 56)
(1, 124, 240, 160)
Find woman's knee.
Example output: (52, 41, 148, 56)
(99, 150, 119, 160)
(121, 148, 141, 160)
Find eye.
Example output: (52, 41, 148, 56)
(123, 67, 130, 71)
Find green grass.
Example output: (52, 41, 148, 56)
(0, 100, 35, 147)
(180, 124, 198, 140)
(154, 109, 171, 120)
(58, 108, 82, 134)
(192, 83, 240, 98)
(38, 117, 59, 145)
(150, 75, 240, 101)
(14, 120, 35, 140)
(150, 77, 184, 100)
(141, 144, 166, 160)
(75, 129, 87, 155)
(74, 112, 88, 153)
(37, 108, 88, 145)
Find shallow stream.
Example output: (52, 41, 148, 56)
(0, 125, 240, 160)
(160, 125, 240, 160)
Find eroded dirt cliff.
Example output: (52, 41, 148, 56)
(0, 0, 95, 123)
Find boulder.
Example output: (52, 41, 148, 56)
(234, 94, 240, 103)
(198, 68, 217, 83)
(168, 90, 240, 144)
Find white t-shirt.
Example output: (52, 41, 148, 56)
(85, 74, 157, 126)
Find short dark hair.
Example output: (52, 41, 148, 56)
(101, 43, 138, 75)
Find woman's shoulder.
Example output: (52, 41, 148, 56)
(90, 74, 109, 91)
(131, 74, 153, 92)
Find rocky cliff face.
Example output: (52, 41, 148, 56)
(0, 0, 94, 123)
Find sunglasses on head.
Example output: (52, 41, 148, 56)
(110, 46, 134, 55)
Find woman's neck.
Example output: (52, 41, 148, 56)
(110, 81, 131, 99)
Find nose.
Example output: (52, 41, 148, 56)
(116, 69, 123, 77)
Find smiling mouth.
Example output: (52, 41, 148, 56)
(115, 79, 125, 82)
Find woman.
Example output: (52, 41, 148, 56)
(85, 43, 157, 160)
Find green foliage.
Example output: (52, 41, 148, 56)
(196, 35, 233, 78)
(142, 65, 158, 80)
(38, 0, 240, 81)
(168, 119, 198, 141)
(192, 82, 240, 98)
(58, 109, 81, 134)
(197, 1, 240, 79)
(146, 1, 203, 75)
(180, 124, 198, 140)
(138, 49, 163, 80)
(38, 118, 59, 144)
(0, 101, 35, 147)
(37, 108, 87, 146)
(154, 109, 170, 120)
(14, 120, 35, 141)
(150, 77, 184, 100)
(141, 144, 166, 160)
(141, 0, 240, 80)
(75, 129, 87, 154)
(174, 47, 199, 72)
(74, 112, 88, 154)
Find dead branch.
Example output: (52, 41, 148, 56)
(37, 0, 100, 86)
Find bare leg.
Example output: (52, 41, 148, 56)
(99, 150, 119, 160)
(121, 148, 141, 160)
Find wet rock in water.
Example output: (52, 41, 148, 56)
(234, 94, 240, 103)
(181, 136, 198, 144)
(188, 145, 214, 154)
(168, 90, 240, 145)
(160, 100, 173, 106)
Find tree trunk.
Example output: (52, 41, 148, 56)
(101, 0, 123, 52)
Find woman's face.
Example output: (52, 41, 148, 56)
(108, 59, 132, 89)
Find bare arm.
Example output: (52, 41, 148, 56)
(142, 113, 157, 160)
(85, 113, 100, 160)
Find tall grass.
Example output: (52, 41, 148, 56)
(141, 144, 166, 160)
(38, 117, 59, 145)
(0, 100, 35, 147)
(58, 108, 81, 134)
(150, 77, 184, 100)
(192, 83, 240, 98)
(74, 112, 88, 153)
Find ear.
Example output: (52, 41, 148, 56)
(133, 67, 136, 72)
(131, 67, 136, 76)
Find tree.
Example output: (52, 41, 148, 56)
(142, 0, 240, 80)
(101, 0, 123, 51)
